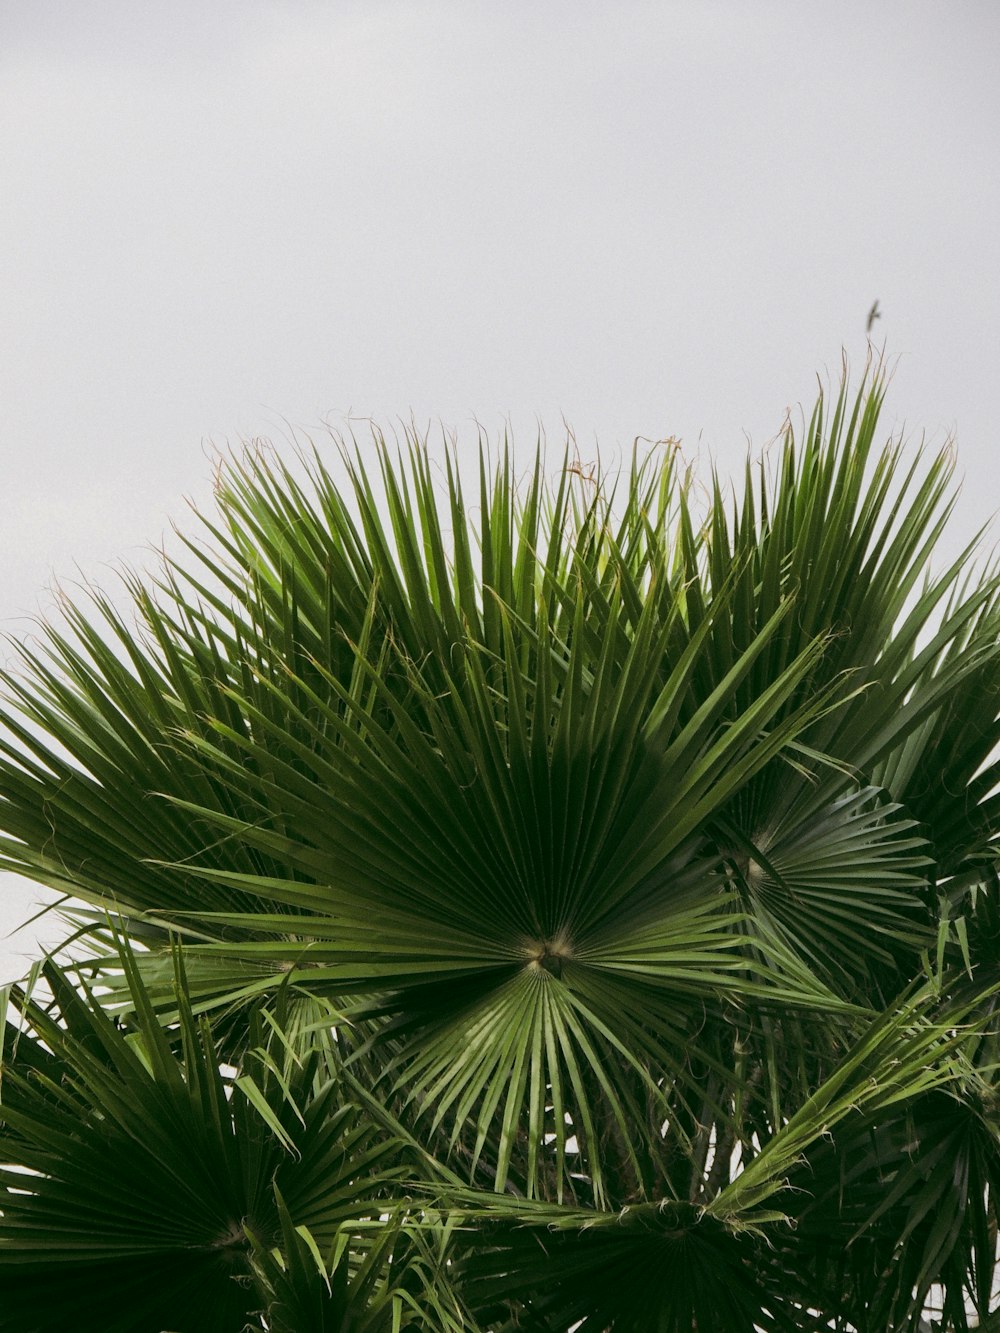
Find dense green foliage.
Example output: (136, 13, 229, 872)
(2, 369, 1000, 1330)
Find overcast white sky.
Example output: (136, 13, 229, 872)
(1, 1, 999, 979)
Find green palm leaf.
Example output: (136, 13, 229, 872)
(1, 365, 1000, 1325)
(0, 942, 428, 1333)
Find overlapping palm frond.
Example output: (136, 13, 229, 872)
(0, 940, 465, 1332)
(2, 363, 1000, 1327)
(449, 974, 998, 1333)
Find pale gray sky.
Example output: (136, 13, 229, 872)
(1, 1, 999, 979)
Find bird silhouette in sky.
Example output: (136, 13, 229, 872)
(866, 300, 881, 334)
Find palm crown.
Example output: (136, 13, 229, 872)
(2, 367, 1000, 1331)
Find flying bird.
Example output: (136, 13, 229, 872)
(866, 300, 881, 334)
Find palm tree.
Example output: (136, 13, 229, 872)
(2, 365, 1000, 1331)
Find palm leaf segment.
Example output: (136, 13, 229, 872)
(3, 367, 1000, 1326)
